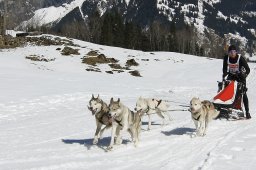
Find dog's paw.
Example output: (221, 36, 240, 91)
(134, 141, 139, 147)
(196, 130, 203, 136)
(107, 146, 113, 150)
(197, 132, 205, 137)
(92, 138, 98, 145)
(190, 133, 197, 138)
(115, 138, 123, 145)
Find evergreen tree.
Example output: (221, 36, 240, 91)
(140, 33, 151, 51)
(100, 12, 114, 46)
(133, 24, 144, 50)
(112, 10, 124, 47)
(200, 47, 204, 56)
(195, 43, 200, 56)
(89, 10, 102, 44)
(124, 21, 138, 49)
(168, 20, 178, 52)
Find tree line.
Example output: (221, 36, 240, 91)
(30, 9, 232, 58)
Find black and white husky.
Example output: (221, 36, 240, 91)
(88, 94, 112, 144)
(108, 98, 143, 150)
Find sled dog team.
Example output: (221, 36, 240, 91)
(88, 94, 220, 150)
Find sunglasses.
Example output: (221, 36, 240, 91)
(228, 50, 237, 54)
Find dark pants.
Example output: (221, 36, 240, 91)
(227, 74, 250, 114)
(243, 92, 249, 113)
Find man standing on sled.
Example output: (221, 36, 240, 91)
(222, 45, 251, 119)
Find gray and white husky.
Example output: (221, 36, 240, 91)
(88, 94, 112, 144)
(189, 97, 220, 137)
(108, 98, 143, 150)
(134, 97, 172, 130)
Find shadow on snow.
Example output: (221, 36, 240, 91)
(161, 127, 195, 136)
(62, 137, 131, 151)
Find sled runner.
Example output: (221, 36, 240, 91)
(213, 80, 246, 120)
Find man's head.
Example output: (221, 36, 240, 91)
(228, 45, 237, 58)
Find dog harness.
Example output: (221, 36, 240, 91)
(193, 114, 201, 121)
(156, 99, 162, 107)
(114, 117, 123, 127)
(191, 107, 202, 121)
(228, 55, 240, 74)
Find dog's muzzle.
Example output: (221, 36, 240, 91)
(88, 106, 96, 115)
(109, 112, 117, 119)
(134, 108, 142, 112)
(189, 107, 195, 113)
(87, 106, 92, 111)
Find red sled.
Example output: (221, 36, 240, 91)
(213, 80, 245, 119)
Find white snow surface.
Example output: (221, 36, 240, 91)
(1, 35, 256, 170)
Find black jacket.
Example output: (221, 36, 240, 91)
(222, 54, 250, 80)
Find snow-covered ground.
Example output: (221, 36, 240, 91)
(0, 35, 256, 170)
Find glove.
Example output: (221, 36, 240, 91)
(222, 74, 228, 81)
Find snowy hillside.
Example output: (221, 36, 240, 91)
(0, 35, 256, 170)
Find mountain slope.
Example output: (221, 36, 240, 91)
(12, 0, 255, 37)
(0, 0, 73, 28)
(2, 0, 256, 55)
(17, 0, 85, 29)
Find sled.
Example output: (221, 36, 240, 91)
(213, 80, 246, 120)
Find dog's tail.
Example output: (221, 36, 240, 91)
(208, 109, 220, 120)
(212, 110, 220, 119)
(203, 101, 220, 120)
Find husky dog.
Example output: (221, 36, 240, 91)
(134, 97, 172, 130)
(189, 97, 220, 136)
(88, 94, 112, 144)
(108, 98, 143, 150)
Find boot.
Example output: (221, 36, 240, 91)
(246, 112, 251, 119)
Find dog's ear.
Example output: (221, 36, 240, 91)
(92, 94, 94, 99)
(110, 97, 113, 103)
(97, 94, 99, 99)
(117, 98, 120, 103)
(100, 99, 104, 105)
